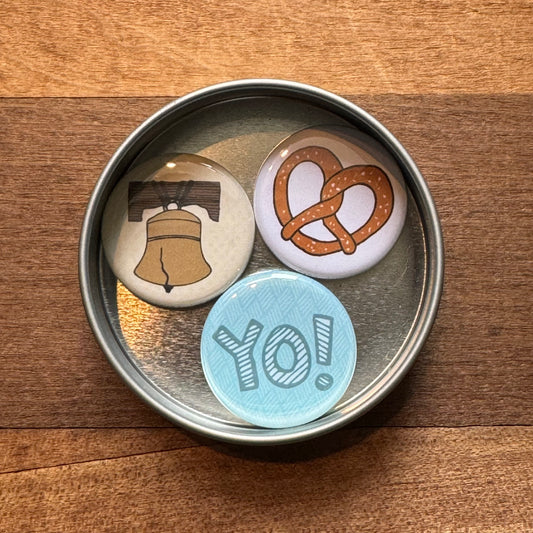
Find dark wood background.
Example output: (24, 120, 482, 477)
(1, 1, 531, 531)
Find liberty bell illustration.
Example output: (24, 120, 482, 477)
(128, 180, 221, 293)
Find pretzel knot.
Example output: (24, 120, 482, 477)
(273, 146, 394, 256)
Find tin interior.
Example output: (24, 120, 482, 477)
(84, 85, 441, 444)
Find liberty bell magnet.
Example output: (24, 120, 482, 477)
(102, 153, 255, 308)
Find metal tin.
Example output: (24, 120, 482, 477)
(79, 79, 444, 445)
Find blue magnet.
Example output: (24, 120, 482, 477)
(201, 270, 357, 428)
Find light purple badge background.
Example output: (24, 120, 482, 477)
(253, 127, 408, 279)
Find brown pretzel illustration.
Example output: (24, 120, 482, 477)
(273, 146, 394, 256)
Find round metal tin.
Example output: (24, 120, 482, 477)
(79, 79, 444, 445)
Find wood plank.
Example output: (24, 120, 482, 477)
(0, 428, 198, 474)
(0, 427, 531, 531)
(0, 96, 531, 428)
(0, 0, 531, 97)
(353, 95, 533, 428)
(0, 98, 171, 428)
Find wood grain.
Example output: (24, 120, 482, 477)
(0, 95, 531, 429)
(1, 1, 531, 528)
(0, 428, 197, 474)
(0, 0, 531, 97)
(0, 427, 531, 532)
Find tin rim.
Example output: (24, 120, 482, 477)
(79, 79, 444, 445)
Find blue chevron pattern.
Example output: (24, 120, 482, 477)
(201, 270, 357, 428)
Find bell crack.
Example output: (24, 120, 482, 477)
(159, 247, 173, 293)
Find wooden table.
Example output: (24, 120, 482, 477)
(1, 1, 531, 531)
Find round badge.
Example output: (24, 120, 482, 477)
(201, 270, 357, 428)
(254, 126, 408, 279)
(101, 153, 255, 308)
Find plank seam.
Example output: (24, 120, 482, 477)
(0, 444, 204, 476)
(1, 424, 531, 430)
(0, 93, 532, 102)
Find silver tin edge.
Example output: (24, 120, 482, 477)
(79, 79, 444, 445)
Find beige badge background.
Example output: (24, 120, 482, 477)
(102, 153, 255, 307)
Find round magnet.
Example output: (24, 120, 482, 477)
(254, 126, 408, 279)
(201, 270, 357, 428)
(101, 153, 255, 308)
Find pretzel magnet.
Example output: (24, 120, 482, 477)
(254, 127, 407, 279)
